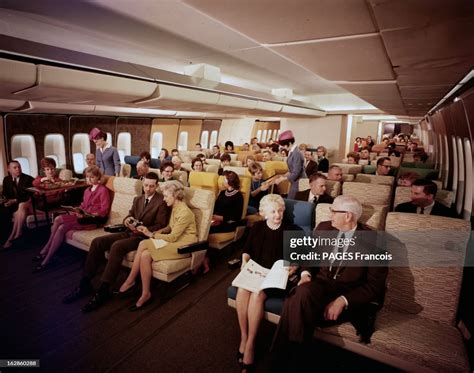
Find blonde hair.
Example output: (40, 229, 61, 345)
(160, 180, 185, 200)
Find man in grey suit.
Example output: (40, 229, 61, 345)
(275, 130, 305, 199)
(63, 172, 170, 312)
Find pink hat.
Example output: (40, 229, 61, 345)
(278, 130, 294, 142)
(89, 128, 101, 141)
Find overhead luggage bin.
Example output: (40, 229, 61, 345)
(0, 99, 30, 112)
(134, 84, 220, 111)
(280, 104, 326, 117)
(27, 101, 95, 115)
(94, 105, 176, 117)
(215, 95, 257, 113)
(13, 65, 157, 105)
(0, 58, 37, 99)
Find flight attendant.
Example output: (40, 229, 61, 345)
(274, 130, 304, 199)
(89, 128, 121, 176)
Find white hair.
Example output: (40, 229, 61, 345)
(259, 194, 285, 215)
(333, 195, 362, 221)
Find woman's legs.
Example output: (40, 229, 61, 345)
(136, 249, 153, 307)
(7, 201, 31, 242)
(119, 241, 147, 292)
(242, 291, 267, 366)
(40, 215, 78, 265)
(39, 215, 64, 256)
(236, 288, 251, 356)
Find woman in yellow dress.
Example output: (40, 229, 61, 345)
(118, 180, 197, 310)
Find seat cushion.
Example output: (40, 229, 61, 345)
(320, 309, 469, 372)
(227, 286, 284, 315)
(69, 228, 107, 249)
(123, 250, 192, 275)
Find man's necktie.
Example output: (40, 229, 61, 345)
(145, 198, 149, 208)
(312, 196, 318, 205)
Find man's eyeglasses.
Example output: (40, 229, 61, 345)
(381, 164, 391, 168)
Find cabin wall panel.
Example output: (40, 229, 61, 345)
(461, 90, 474, 153)
(219, 118, 255, 147)
(116, 117, 152, 155)
(151, 118, 180, 152)
(5, 114, 68, 170)
(179, 119, 202, 151)
(280, 115, 347, 163)
(351, 119, 378, 144)
(69, 116, 116, 154)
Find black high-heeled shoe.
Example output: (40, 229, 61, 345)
(240, 362, 255, 373)
(129, 297, 153, 312)
(237, 351, 244, 364)
(112, 283, 137, 298)
(32, 254, 46, 262)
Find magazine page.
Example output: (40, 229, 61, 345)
(231, 259, 288, 293)
(151, 238, 168, 250)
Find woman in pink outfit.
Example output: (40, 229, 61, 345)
(33, 166, 111, 271)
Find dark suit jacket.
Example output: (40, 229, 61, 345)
(317, 157, 329, 173)
(123, 193, 170, 233)
(295, 190, 334, 205)
(2, 173, 34, 203)
(309, 221, 387, 307)
(395, 201, 458, 218)
(305, 160, 318, 177)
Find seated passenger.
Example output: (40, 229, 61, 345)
(139, 151, 151, 165)
(353, 137, 362, 152)
(33, 166, 111, 271)
(247, 163, 270, 215)
(171, 156, 184, 171)
(225, 141, 235, 153)
(134, 160, 150, 181)
(195, 143, 203, 152)
(375, 157, 392, 176)
(210, 170, 244, 234)
(371, 138, 390, 154)
(395, 179, 457, 217)
(304, 150, 318, 177)
(159, 161, 175, 182)
(397, 172, 420, 186)
(1, 160, 34, 247)
(171, 149, 179, 157)
(327, 165, 343, 183)
(118, 181, 198, 311)
(159, 148, 170, 163)
(5, 157, 60, 248)
(246, 155, 256, 168)
(295, 173, 333, 205)
(262, 150, 273, 162)
(210, 145, 222, 159)
(241, 143, 250, 151)
(62, 172, 170, 312)
(346, 152, 360, 164)
(85, 153, 96, 167)
(414, 151, 429, 163)
(218, 153, 231, 175)
(191, 157, 204, 172)
(316, 146, 329, 172)
(235, 194, 298, 370)
(272, 196, 388, 368)
(359, 148, 370, 163)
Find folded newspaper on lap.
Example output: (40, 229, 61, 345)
(232, 259, 288, 293)
(60, 205, 94, 217)
(151, 238, 168, 250)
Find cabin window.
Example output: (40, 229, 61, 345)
(178, 131, 188, 151)
(455, 137, 465, 215)
(150, 132, 163, 158)
(72, 133, 91, 174)
(262, 130, 268, 143)
(210, 130, 218, 147)
(463, 138, 473, 219)
(117, 132, 131, 164)
(44, 134, 66, 169)
(11, 135, 38, 177)
(451, 136, 458, 196)
(256, 130, 262, 142)
(200, 131, 209, 149)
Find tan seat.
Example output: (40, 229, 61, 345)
(355, 174, 395, 186)
(343, 182, 392, 205)
(332, 163, 363, 175)
(122, 187, 215, 282)
(65, 177, 142, 251)
(188, 171, 219, 197)
(315, 203, 388, 230)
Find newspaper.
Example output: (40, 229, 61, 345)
(232, 259, 288, 293)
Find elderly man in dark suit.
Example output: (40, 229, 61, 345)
(303, 150, 318, 177)
(63, 172, 170, 312)
(1, 160, 34, 245)
(274, 130, 305, 199)
(272, 195, 387, 365)
(395, 179, 457, 218)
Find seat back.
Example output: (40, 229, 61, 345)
(188, 171, 219, 197)
(342, 174, 354, 182)
(205, 159, 221, 167)
(120, 163, 132, 178)
(107, 177, 142, 225)
(315, 203, 388, 230)
(343, 182, 392, 205)
(394, 186, 454, 208)
(184, 187, 215, 242)
(172, 170, 188, 186)
(355, 174, 395, 186)
(224, 166, 250, 177)
(398, 167, 438, 180)
(385, 212, 470, 325)
(204, 164, 219, 173)
(332, 163, 363, 175)
(284, 199, 314, 234)
(362, 165, 376, 174)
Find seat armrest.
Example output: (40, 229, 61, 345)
(177, 240, 208, 254)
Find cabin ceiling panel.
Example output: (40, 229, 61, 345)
(337, 83, 400, 100)
(398, 85, 451, 100)
(270, 35, 394, 81)
(395, 64, 472, 87)
(369, 0, 474, 31)
(184, 0, 376, 44)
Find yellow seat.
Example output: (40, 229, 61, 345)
(264, 161, 289, 195)
(188, 171, 219, 197)
(208, 175, 251, 250)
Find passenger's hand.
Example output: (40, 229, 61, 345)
(137, 225, 152, 237)
(297, 273, 311, 286)
(4, 199, 17, 207)
(260, 182, 270, 191)
(288, 264, 298, 276)
(324, 297, 346, 321)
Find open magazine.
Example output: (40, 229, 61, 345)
(232, 259, 289, 293)
(60, 205, 95, 217)
(150, 238, 168, 250)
